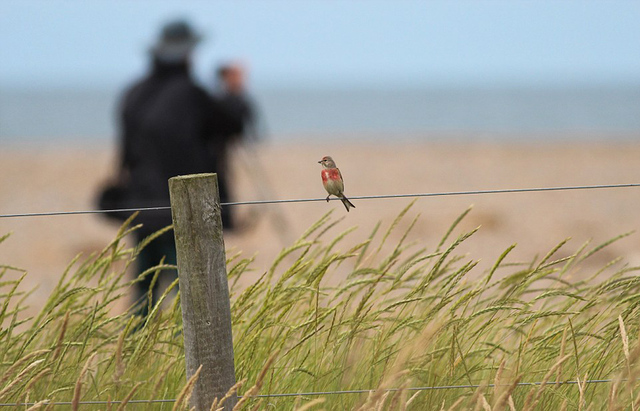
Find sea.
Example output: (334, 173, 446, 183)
(1, 85, 639, 144)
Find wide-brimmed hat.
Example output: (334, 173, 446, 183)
(151, 20, 202, 62)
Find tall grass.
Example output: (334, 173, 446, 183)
(1, 204, 640, 409)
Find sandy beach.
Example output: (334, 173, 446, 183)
(2, 136, 640, 314)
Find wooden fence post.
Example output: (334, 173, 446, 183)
(168, 173, 237, 410)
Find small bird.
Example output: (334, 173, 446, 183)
(318, 156, 356, 212)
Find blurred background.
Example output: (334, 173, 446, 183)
(2, 0, 639, 141)
(2, 0, 640, 311)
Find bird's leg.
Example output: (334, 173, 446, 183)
(326, 195, 330, 202)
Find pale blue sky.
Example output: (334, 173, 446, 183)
(1, 0, 640, 89)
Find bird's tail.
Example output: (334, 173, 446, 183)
(339, 195, 356, 212)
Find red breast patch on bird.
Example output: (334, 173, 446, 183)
(321, 168, 340, 183)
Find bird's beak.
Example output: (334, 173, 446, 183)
(317, 160, 322, 164)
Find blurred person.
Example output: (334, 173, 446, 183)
(107, 19, 252, 318)
(212, 64, 299, 244)
(215, 63, 257, 140)
(210, 62, 257, 223)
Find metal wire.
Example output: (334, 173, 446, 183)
(1, 182, 639, 219)
(0, 206, 171, 219)
(0, 378, 619, 407)
(251, 379, 614, 398)
(0, 399, 176, 407)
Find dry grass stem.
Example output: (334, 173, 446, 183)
(294, 398, 326, 411)
(172, 365, 202, 411)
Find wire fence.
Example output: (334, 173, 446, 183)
(1, 182, 639, 219)
(0, 378, 621, 407)
(1, 182, 639, 407)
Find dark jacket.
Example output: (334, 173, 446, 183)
(118, 60, 246, 236)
